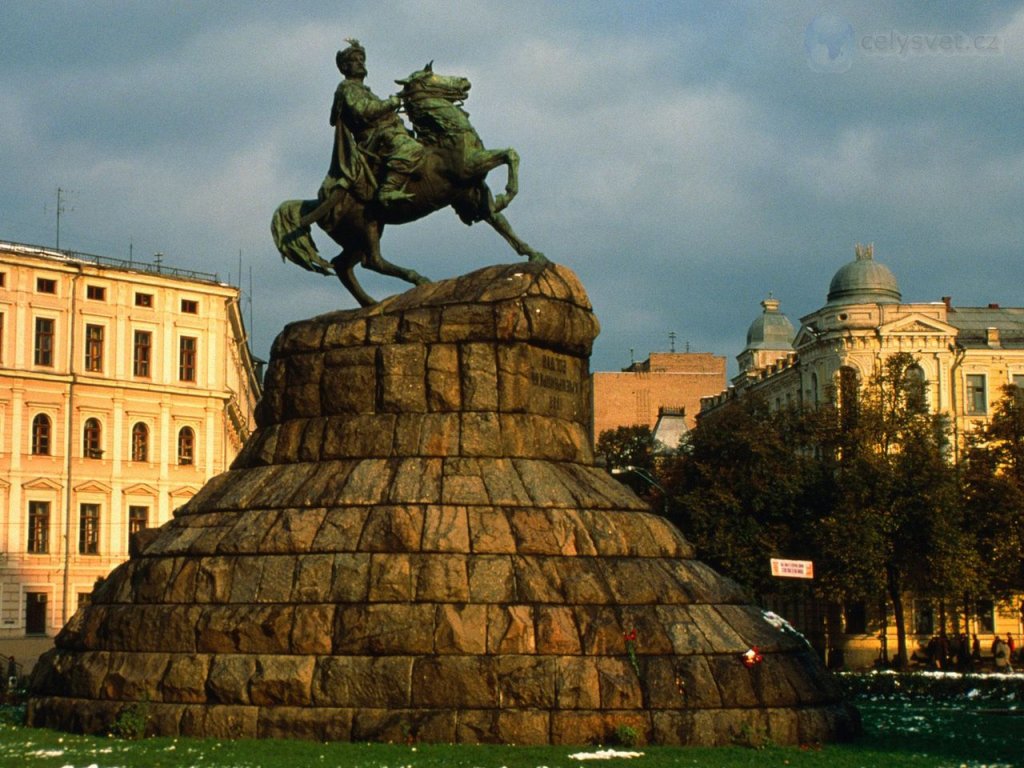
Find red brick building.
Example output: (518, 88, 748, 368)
(591, 352, 726, 447)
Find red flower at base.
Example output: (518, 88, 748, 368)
(741, 646, 764, 667)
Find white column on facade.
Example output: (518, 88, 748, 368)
(159, 397, 172, 524)
(10, 386, 24, 472)
(110, 393, 124, 558)
(204, 400, 217, 476)
(13, 300, 27, 370)
(204, 309, 219, 391)
(935, 352, 947, 414)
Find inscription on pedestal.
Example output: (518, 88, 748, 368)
(523, 351, 584, 420)
(531, 354, 580, 411)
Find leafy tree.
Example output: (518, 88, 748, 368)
(983, 384, 1024, 484)
(665, 352, 1017, 668)
(959, 385, 1024, 599)
(665, 394, 825, 598)
(814, 352, 963, 668)
(598, 424, 668, 514)
(596, 425, 654, 475)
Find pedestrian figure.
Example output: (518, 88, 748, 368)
(994, 636, 1012, 673)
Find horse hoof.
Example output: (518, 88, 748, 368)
(527, 252, 549, 264)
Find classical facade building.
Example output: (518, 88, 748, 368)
(703, 244, 1024, 666)
(0, 240, 261, 638)
(591, 351, 726, 450)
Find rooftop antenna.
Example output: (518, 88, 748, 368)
(669, 331, 677, 353)
(153, 252, 163, 272)
(53, 187, 75, 250)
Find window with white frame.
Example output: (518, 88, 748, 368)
(131, 422, 149, 462)
(177, 426, 195, 465)
(79, 503, 100, 554)
(83, 418, 103, 459)
(28, 501, 50, 553)
(966, 373, 987, 415)
(31, 414, 52, 455)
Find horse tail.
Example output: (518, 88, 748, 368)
(271, 200, 335, 275)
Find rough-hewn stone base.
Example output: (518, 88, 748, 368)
(28, 262, 859, 745)
(28, 694, 857, 745)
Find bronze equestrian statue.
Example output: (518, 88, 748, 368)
(272, 41, 546, 307)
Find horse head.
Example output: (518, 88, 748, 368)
(397, 61, 471, 104)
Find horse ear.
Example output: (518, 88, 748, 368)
(425, 61, 433, 72)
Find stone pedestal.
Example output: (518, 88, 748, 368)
(28, 262, 858, 745)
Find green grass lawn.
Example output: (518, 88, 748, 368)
(2, 694, 1022, 767)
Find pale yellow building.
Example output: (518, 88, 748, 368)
(0, 240, 261, 638)
(709, 245, 1024, 449)
(703, 244, 1024, 667)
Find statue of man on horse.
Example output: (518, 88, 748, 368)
(272, 41, 546, 307)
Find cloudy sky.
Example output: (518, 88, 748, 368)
(2, 1, 1021, 375)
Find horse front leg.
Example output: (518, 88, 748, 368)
(362, 220, 432, 288)
(461, 148, 519, 214)
(485, 211, 547, 264)
(492, 148, 518, 213)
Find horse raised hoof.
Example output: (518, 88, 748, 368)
(409, 271, 432, 286)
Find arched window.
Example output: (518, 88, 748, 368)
(177, 426, 195, 465)
(131, 422, 149, 462)
(31, 414, 51, 455)
(83, 418, 103, 459)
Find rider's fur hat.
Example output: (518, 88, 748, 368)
(337, 38, 366, 72)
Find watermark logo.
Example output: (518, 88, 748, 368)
(860, 30, 1000, 57)
(804, 14, 855, 73)
(805, 14, 1002, 72)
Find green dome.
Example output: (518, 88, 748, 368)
(746, 297, 795, 349)
(826, 244, 901, 306)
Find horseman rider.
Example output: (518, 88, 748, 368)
(330, 40, 421, 206)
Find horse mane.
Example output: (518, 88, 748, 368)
(401, 74, 474, 147)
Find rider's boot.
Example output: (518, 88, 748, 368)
(377, 162, 416, 207)
(378, 179, 414, 206)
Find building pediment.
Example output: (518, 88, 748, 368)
(22, 477, 63, 491)
(170, 484, 199, 498)
(793, 326, 818, 348)
(122, 482, 159, 497)
(879, 314, 956, 336)
(74, 479, 112, 494)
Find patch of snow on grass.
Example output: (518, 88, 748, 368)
(569, 748, 645, 760)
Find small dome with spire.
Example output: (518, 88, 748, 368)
(745, 295, 795, 349)
(826, 243, 902, 306)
